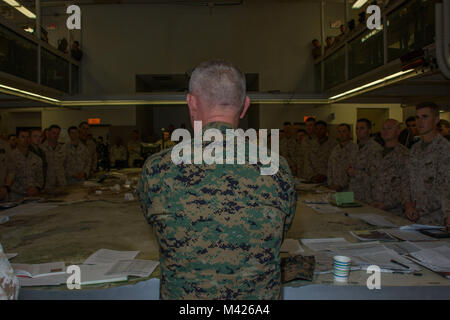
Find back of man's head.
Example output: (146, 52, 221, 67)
(189, 59, 246, 110)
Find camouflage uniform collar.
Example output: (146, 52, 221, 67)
(202, 121, 234, 133)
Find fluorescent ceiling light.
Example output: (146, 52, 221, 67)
(329, 69, 415, 100)
(3, 0, 20, 6)
(0, 83, 60, 104)
(352, 0, 368, 9)
(15, 6, 36, 19)
(24, 27, 34, 33)
(3, 0, 36, 19)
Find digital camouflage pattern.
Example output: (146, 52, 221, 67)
(0, 243, 19, 300)
(281, 254, 315, 283)
(136, 121, 298, 300)
(370, 143, 409, 213)
(279, 136, 299, 169)
(30, 145, 47, 187)
(128, 139, 143, 167)
(81, 138, 97, 175)
(303, 137, 337, 180)
(8, 149, 44, 194)
(349, 138, 383, 203)
(109, 145, 127, 166)
(407, 134, 450, 225)
(0, 140, 10, 187)
(64, 142, 90, 181)
(41, 141, 67, 189)
(327, 141, 358, 190)
(299, 136, 319, 178)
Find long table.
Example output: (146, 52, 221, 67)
(0, 172, 448, 299)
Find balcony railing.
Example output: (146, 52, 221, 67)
(315, 0, 436, 92)
(0, 16, 80, 95)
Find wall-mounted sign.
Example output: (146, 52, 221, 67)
(88, 118, 100, 125)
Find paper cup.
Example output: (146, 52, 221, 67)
(333, 255, 351, 282)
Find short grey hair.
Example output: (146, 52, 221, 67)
(188, 59, 246, 109)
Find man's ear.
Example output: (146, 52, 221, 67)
(187, 93, 198, 121)
(239, 96, 251, 119)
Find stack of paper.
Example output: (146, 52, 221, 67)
(349, 230, 397, 242)
(399, 224, 446, 231)
(328, 242, 420, 273)
(384, 229, 437, 242)
(104, 260, 159, 278)
(407, 246, 450, 274)
(83, 249, 139, 265)
(301, 238, 349, 252)
(12, 262, 66, 278)
(1, 203, 59, 218)
(347, 213, 397, 228)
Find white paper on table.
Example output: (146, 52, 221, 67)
(347, 213, 397, 228)
(105, 259, 159, 278)
(5, 253, 18, 260)
(306, 204, 343, 214)
(0, 203, 58, 217)
(399, 224, 446, 231)
(328, 241, 385, 257)
(78, 263, 128, 285)
(12, 262, 66, 278)
(383, 242, 421, 255)
(280, 239, 304, 254)
(352, 249, 420, 272)
(18, 273, 68, 287)
(383, 229, 436, 242)
(408, 246, 450, 272)
(83, 249, 140, 265)
(301, 238, 349, 252)
(414, 241, 450, 250)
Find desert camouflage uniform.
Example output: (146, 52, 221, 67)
(8, 148, 44, 194)
(327, 141, 358, 190)
(280, 136, 299, 169)
(0, 243, 19, 300)
(370, 143, 409, 214)
(41, 141, 67, 189)
(64, 142, 90, 182)
(110, 145, 127, 166)
(30, 145, 47, 187)
(81, 138, 97, 175)
(128, 140, 143, 167)
(0, 140, 10, 186)
(156, 139, 176, 151)
(408, 134, 450, 225)
(303, 137, 337, 180)
(136, 121, 298, 300)
(348, 138, 383, 203)
(300, 135, 319, 177)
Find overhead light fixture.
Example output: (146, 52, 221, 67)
(0, 83, 60, 104)
(2, 0, 36, 19)
(329, 69, 415, 101)
(3, 0, 20, 6)
(24, 27, 34, 33)
(15, 6, 36, 19)
(352, 0, 368, 9)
